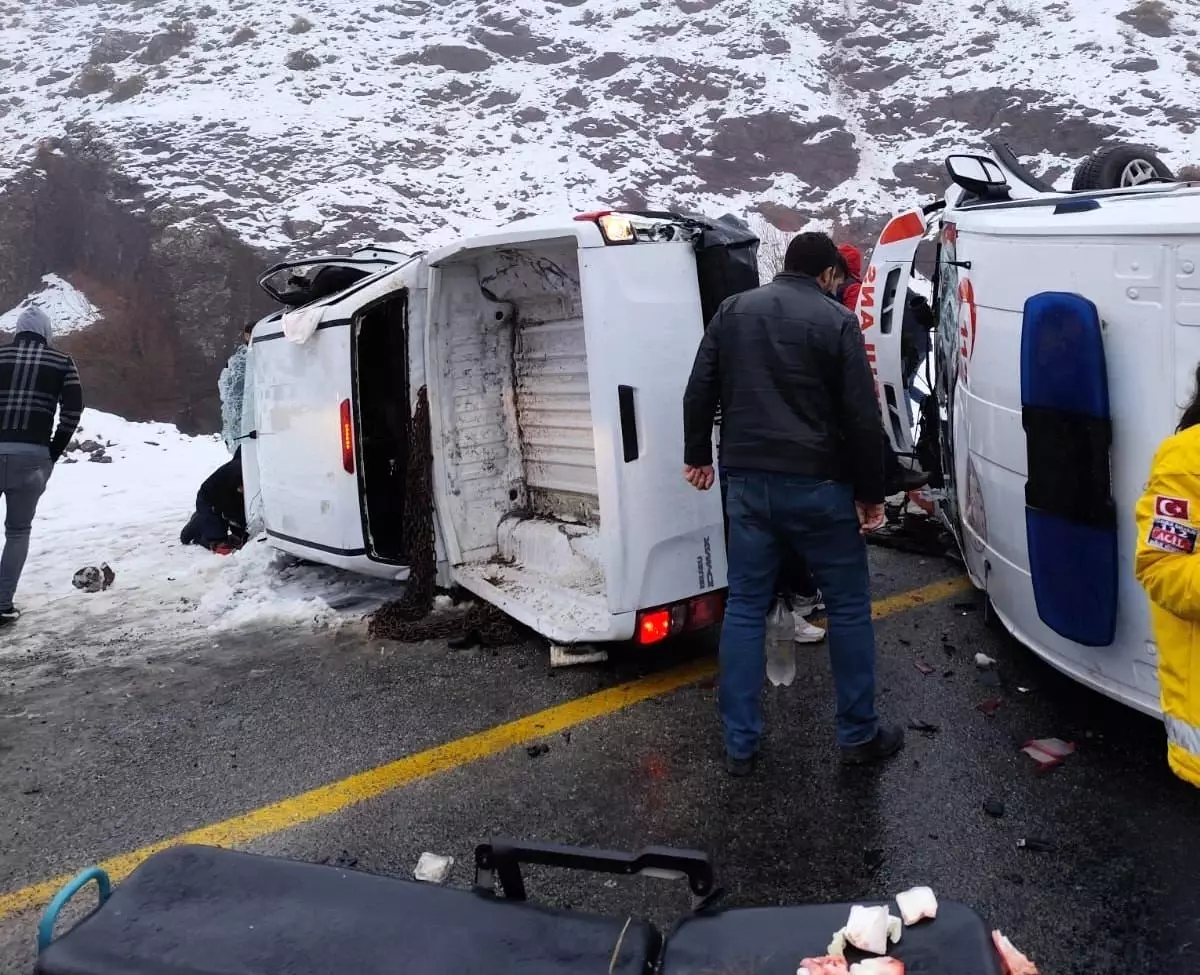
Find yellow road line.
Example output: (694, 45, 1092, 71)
(0, 574, 971, 921)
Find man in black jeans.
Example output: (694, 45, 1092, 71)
(683, 232, 904, 775)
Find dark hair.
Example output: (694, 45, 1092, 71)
(1180, 363, 1200, 432)
(832, 252, 850, 277)
(783, 232, 839, 277)
(243, 322, 256, 335)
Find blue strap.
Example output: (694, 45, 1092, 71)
(37, 867, 111, 953)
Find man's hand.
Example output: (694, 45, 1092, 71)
(684, 465, 716, 491)
(856, 501, 886, 533)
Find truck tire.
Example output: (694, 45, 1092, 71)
(1071, 144, 1174, 190)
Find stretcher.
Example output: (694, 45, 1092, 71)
(34, 841, 1003, 974)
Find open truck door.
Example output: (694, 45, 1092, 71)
(246, 258, 419, 580)
(857, 209, 930, 459)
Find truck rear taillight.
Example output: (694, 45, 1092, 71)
(339, 398, 355, 474)
(688, 592, 725, 630)
(635, 592, 726, 645)
(572, 210, 636, 244)
(638, 609, 671, 645)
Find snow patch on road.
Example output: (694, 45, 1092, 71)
(1, 410, 396, 664)
(0, 275, 101, 336)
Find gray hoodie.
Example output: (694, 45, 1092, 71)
(14, 305, 52, 344)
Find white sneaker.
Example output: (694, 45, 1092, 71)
(794, 616, 826, 644)
(792, 591, 825, 618)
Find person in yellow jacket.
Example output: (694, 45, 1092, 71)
(1135, 371, 1200, 787)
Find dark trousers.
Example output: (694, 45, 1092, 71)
(180, 498, 233, 549)
(720, 471, 816, 600)
(720, 469, 879, 757)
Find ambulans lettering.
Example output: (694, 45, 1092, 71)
(1147, 517, 1198, 555)
(858, 265, 877, 332)
(1155, 496, 1192, 521)
(858, 265, 879, 388)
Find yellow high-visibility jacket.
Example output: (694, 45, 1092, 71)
(1135, 425, 1200, 787)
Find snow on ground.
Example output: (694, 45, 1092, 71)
(0, 274, 100, 335)
(1, 410, 397, 664)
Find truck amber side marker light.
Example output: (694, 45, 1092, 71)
(340, 398, 355, 474)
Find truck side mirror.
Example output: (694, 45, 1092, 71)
(946, 155, 1010, 199)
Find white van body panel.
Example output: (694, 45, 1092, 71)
(893, 179, 1200, 716)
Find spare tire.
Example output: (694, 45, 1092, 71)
(1071, 144, 1175, 190)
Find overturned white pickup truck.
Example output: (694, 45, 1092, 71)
(243, 211, 757, 646)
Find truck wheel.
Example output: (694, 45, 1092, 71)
(1071, 144, 1174, 190)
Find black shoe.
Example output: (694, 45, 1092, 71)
(0, 607, 20, 627)
(725, 753, 757, 777)
(840, 725, 906, 766)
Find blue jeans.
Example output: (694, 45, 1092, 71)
(719, 469, 879, 756)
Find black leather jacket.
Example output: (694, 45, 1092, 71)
(683, 272, 886, 503)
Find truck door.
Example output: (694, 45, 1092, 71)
(248, 264, 416, 579)
(251, 307, 367, 568)
(578, 241, 728, 613)
(858, 209, 930, 457)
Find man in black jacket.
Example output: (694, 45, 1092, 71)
(683, 232, 904, 774)
(0, 306, 84, 625)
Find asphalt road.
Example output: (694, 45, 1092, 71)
(3, 546, 1200, 973)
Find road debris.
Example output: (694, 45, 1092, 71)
(1017, 837, 1054, 853)
(974, 652, 996, 668)
(913, 659, 934, 676)
(413, 852, 454, 884)
(977, 697, 1003, 716)
(1021, 738, 1075, 770)
(992, 930, 1040, 974)
(983, 798, 1005, 818)
(550, 643, 609, 667)
(525, 743, 550, 758)
(72, 563, 116, 593)
(895, 886, 938, 926)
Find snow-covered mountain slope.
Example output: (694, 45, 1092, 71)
(1, 0, 1197, 250)
(0, 274, 101, 335)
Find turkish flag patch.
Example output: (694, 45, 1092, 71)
(1148, 518, 1198, 555)
(1155, 496, 1191, 521)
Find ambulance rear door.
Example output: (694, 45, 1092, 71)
(858, 209, 930, 457)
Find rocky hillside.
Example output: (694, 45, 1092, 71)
(0, 0, 1197, 427)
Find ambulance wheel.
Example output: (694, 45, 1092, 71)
(1071, 144, 1174, 190)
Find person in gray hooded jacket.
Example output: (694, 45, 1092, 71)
(0, 306, 84, 625)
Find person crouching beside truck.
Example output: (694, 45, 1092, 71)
(180, 448, 247, 555)
(1135, 363, 1200, 788)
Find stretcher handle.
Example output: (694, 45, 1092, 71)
(475, 839, 713, 902)
(37, 867, 111, 953)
